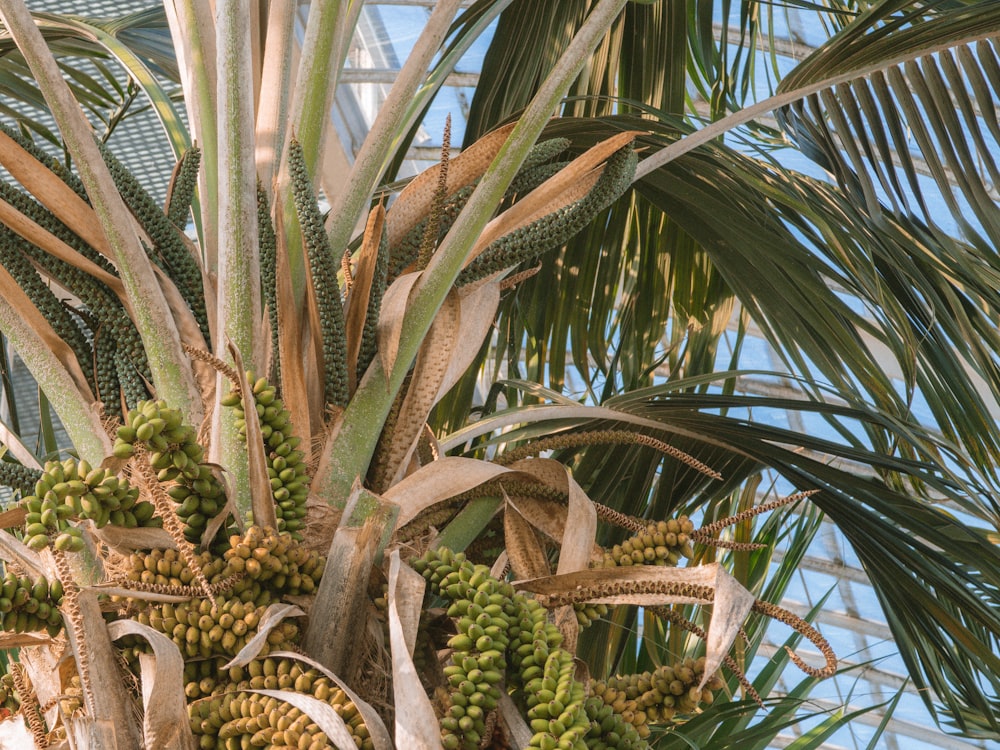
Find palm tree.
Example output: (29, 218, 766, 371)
(0, 1, 996, 748)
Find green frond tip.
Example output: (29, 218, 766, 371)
(357, 223, 389, 384)
(288, 138, 349, 410)
(256, 182, 280, 385)
(457, 144, 637, 287)
(166, 146, 201, 229)
(98, 142, 211, 346)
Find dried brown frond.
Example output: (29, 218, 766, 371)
(181, 343, 240, 390)
(751, 599, 837, 678)
(648, 604, 762, 707)
(692, 490, 819, 541)
(11, 662, 47, 747)
(499, 262, 542, 290)
(132, 445, 213, 599)
(394, 479, 568, 545)
(495, 429, 722, 481)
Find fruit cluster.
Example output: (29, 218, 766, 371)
(0, 570, 63, 636)
(221, 375, 310, 538)
(580, 696, 646, 750)
(0, 672, 17, 713)
(413, 547, 586, 750)
(523, 648, 589, 750)
(590, 656, 723, 727)
(186, 657, 373, 750)
(222, 526, 323, 597)
(113, 399, 229, 545)
(136, 595, 299, 660)
(600, 518, 695, 568)
(19, 457, 151, 552)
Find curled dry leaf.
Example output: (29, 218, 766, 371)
(375, 271, 422, 385)
(345, 204, 386, 392)
(503, 458, 601, 570)
(84, 584, 195, 604)
(221, 603, 306, 669)
(387, 551, 441, 749)
(106, 618, 196, 750)
(503, 497, 551, 581)
(91, 525, 176, 553)
(516, 563, 756, 685)
(383, 291, 461, 487)
(247, 690, 360, 750)
(267, 650, 393, 750)
(385, 457, 534, 528)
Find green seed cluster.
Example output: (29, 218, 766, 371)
(114, 400, 229, 545)
(136, 594, 299, 660)
(0, 225, 93, 389)
(413, 547, 583, 750)
(167, 146, 202, 229)
(20, 458, 149, 552)
(590, 657, 722, 728)
(0, 123, 87, 199)
(386, 184, 476, 283)
(524, 649, 589, 750)
(0, 172, 152, 415)
(0, 460, 41, 496)
(580, 696, 647, 750)
(356, 226, 388, 384)
(221, 375, 310, 537)
(99, 143, 210, 344)
(256, 181, 281, 385)
(288, 138, 348, 410)
(456, 145, 637, 287)
(423, 556, 510, 750)
(600, 518, 695, 568)
(0, 570, 63, 636)
(187, 658, 373, 750)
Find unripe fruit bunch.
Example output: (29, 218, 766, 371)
(221, 373, 310, 539)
